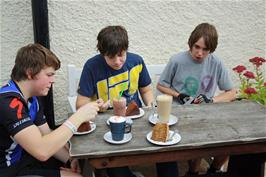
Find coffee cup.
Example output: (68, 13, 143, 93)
(156, 94, 173, 123)
(113, 97, 126, 116)
(109, 116, 131, 141)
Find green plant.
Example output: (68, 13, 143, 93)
(233, 57, 266, 106)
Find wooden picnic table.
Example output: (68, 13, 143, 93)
(69, 100, 266, 176)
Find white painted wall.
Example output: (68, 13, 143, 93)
(1, 0, 34, 84)
(1, 0, 265, 123)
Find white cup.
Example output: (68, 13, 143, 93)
(156, 94, 173, 123)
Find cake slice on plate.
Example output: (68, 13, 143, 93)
(125, 100, 140, 116)
(151, 123, 169, 142)
(77, 122, 91, 132)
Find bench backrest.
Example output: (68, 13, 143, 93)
(146, 64, 166, 96)
(67, 64, 82, 112)
(68, 64, 82, 97)
(146, 64, 166, 83)
(67, 64, 166, 112)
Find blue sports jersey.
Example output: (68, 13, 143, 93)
(0, 80, 46, 168)
(78, 52, 151, 107)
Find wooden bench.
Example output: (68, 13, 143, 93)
(67, 64, 166, 113)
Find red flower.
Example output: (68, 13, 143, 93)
(243, 71, 255, 79)
(249, 57, 266, 68)
(233, 65, 246, 73)
(244, 88, 257, 94)
(233, 57, 265, 105)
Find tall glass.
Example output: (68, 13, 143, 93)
(156, 94, 173, 123)
(113, 97, 126, 116)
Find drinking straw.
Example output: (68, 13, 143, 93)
(118, 82, 127, 99)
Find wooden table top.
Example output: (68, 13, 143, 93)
(69, 100, 266, 160)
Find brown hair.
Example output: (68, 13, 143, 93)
(96, 25, 128, 58)
(188, 23, 218, 53)
(11, 43, 61, 81)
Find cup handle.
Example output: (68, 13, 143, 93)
(125, 123, 131, 133)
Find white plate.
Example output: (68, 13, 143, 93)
(103, 131, 132, 144)
(146, 130, 181, 146)
(106, 117, 133, 126)
(74, 121, 96, 135)
(148, 114, 178, 126)
(125, 108, 145, 119)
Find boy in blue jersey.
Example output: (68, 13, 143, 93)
(0, 44, 99, 177)
(157, 23, 237, 175)
(76, 26, 179, 177)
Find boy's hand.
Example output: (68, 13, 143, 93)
(70, 159, 81, 173)
(96, 98, 110, 112)
(60, 159, 80, 173)
(75, 102, 99, 122)
(175, 93, 192, 104)
(193, 94, 213, 104)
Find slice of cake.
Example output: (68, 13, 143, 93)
(151, 123, 169, 142)
(77, 122, 91, 132)
(125, 100, 140, 116)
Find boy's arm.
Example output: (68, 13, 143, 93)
(76, 94, 93, 109)
(212, 88, 237, 103)
(38, 123, 69, 163)
(76, 94, 109, 112)
(156, 83, 180, 98)
(139, 85, 154, 106)
(14, 102, 99, 162)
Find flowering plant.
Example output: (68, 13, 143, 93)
(233, 57, 266, 106)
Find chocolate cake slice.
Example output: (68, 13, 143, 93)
(77, 122, 91, 132)
(125, 100, 140, 116)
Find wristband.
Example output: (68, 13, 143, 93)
(63, 120, 77, 134)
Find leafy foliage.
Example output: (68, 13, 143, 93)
(233, 57, 266, 106)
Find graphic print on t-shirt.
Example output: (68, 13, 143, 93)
(183, 76, 199, 97)
(9, 98, 23, 119)
(96, 64, 142, 105)
(201, 75, 214, 92)
(183, 75, 214, 97)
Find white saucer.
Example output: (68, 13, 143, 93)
(125, 108, 145, 119)
(148, 114, 178, 126)
(146, 130, 181, 146)
(103, 131, 132, 144)
(106, 117, 133, 126)
(74, 121, 96, 135)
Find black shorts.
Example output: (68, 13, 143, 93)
(0, 152, 62, 177)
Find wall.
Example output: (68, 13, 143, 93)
(1, 0, 34, 83)
(1, 0, 265, 123)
